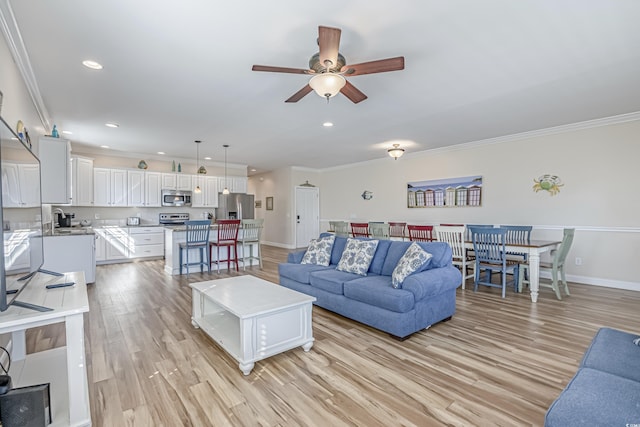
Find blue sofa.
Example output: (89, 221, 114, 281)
(545, 327, 640, 426)
(278, 234, 462, 339)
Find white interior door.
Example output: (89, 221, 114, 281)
(295, 187, 319, 248)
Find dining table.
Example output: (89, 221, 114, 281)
(465, 239, 561, 302)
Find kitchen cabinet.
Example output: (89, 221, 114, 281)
(4, 230, 31, 273)
(39, 136, 72, 204)
(94, 168, 127, 206)
(177, 174, 192, 191)
(105, 226, 130, 260)
(129, 227, 164, 258)
(128, 170, 163, 207)
(71, 156, 94, 206)
(220, 176, 248, 194)
(161, 173, 177, 189)
(145, 172, 162, 207)
(192, 175, 219, 208)
(1, 163, 40, 207)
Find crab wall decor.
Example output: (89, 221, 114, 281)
(361, 190, 373, 200)
(533, 174, 563, 196)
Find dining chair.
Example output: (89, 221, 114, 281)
(350, 222, 370, 238)
(469, 226, 519, 298)
(179, 220, 211, 274)
(500, 224, 533, 259)
(388, 222, 407, 241)
(329, 221, 349, 237)
(407, 225, 434, 242)
(435, 225, 474, 289)
(518, 228, 575, 300)
(369, 222, 390, 239)
(209, 219, 241, 273)
(465, 224, 494, 241)
(240, 219, 263, 270)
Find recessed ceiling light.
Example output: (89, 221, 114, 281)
(82, 60, 103, 70)
(250, 168, 257, 172)
(323, 122, 334, 127)
(157, 151, 165, 155)
(61, 130, 72, 135)
(204, 156, 212, 160)
(100, 145, 110, 149)
(105, 122, 119, 128)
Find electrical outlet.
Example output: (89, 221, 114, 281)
(94, 213, 100, 220)
(575, 257, 582, 266)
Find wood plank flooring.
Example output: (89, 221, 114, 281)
(27, 246, 640, 426)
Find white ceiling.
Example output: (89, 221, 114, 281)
(4, 0, 640, 174)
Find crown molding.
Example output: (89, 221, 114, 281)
(0, 0, 50, 130)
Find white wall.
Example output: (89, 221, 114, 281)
(317, 118, 640, 289)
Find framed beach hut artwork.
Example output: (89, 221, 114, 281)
(407, 175, 483, 208)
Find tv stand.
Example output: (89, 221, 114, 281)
(0, 271, 91, 426)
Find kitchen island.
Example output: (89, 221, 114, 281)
(164, 225, 259, 275)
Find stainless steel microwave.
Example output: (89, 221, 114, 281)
(161, 189, 192, 207)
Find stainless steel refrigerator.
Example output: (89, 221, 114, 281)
(215, 193, 255, 220)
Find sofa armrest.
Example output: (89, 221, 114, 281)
(402, 266, 462, 301)
(287, 250, 307, 264)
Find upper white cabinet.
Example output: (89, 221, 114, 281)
(161, 173, 177, 189)
(39, 136, 71, 204)
(192, 175, 219, 208)
(94, 168, 127, 206)
(224, 176, 247, 193)
(71, 156, 94, 206)
(177, 174, 192, 191)
(128, 170, 162, 207)
(1, 163, 40, 207)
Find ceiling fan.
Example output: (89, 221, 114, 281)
(252, 26, 405, 104)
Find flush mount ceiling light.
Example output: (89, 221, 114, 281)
(105, 122, 119, 128)
(387, 143, 405, 160)
(222, 144, 230, 195)
(82, 60, 103, 70)
(309, 73, 346, 101)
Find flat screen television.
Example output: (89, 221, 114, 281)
(0, 115, 47, 312)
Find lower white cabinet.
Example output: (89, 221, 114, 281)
(95, 226, 164, 263)
(40, 234, 96, 283)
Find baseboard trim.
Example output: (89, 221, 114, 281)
(538, 271, 640, 291)
(263, 241, 296, 250)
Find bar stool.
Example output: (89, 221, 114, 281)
(179, 220, 211, 274)
(209, 219, 240, 273)
(240, 219, 263, 270)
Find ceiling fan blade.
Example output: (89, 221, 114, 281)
(318, 26, 341, 71)
(252, 65, 313, 74)
(285, 85, 313, 103)
(341, 56, 405, 76)
(340, 81, 368, 104)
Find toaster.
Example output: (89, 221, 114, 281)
(126, 217, 140, 226)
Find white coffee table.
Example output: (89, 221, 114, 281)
(190, 276, 316, 375)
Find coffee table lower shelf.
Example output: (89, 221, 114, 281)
(190, 277, 315, 375)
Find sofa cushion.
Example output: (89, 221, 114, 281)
(309, 268, 362, 295)
(392, 242, 433, 288)
(278, 263, 332, 285)
(336, 238, 379, 276)
(301, 235, 335, 266)
(545, 368, 640, 426)
(381, 241, 452, 276)
(343, 275, 415, 313)
(580, 327, 640, 382)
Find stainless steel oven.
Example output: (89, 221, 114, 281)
(161, 189, 192, 207)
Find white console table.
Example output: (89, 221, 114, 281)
(0, 271, 91, 427)
(190, 276, 315, 375)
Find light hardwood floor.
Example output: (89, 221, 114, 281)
(27, 246, 640, 426)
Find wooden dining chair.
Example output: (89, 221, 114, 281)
(329, 221, 349, 238)
(407, 225, 434, 242)
(350, 222, 369, 238)
(435, 225, 474, 289)
(519, 228, 575, 300)
(469, 226, 519, 298)
(179, 220, 211, 274)
(209, 219, 241, 273)
(368, 222, 390, 239)
(388, 222, 407, 240)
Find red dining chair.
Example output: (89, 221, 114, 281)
(350, 222, 370, 238)
(388, 222, 407, 240)
(407, 225, 434, 242)
(209, 219, 240, 273)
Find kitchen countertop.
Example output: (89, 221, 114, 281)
(44, 227, 95, 237)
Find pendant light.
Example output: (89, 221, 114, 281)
(222, 144, 230, 195)
(194, 140, 202, 193)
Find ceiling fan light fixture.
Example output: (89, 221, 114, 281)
(388, 143, 405, 160)
(309, 73, 346, 100)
